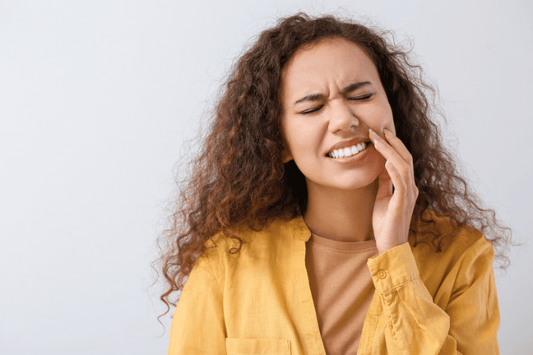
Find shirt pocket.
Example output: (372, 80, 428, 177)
(225, 338, 291, 355)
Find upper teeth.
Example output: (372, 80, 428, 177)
(328, 143, 367, 158)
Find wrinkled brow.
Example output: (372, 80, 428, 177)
(293, 81, 372, 106)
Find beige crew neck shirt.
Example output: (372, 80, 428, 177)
(305, 233, 378, 355)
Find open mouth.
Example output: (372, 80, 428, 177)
(326, 142, 370, 159)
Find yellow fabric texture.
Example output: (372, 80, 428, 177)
(167, 212, 500, 355)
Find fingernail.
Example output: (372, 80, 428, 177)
(369, 129, 380, 146)
(384, 129, 394, 138)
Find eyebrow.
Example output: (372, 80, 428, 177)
(293, 81, 372, 106)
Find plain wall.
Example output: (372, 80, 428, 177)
(1, 0, 532, 354)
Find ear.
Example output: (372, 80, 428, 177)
(282, 148, 293, 163)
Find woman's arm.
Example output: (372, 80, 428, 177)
(368, 127, 419, 255)
(367, 128, 499, 354)
(366, 238, 499, 355)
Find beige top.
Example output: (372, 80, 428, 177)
(305, 233, 378, 355)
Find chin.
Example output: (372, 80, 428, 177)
(334, 175, 380, 191)
(335, 163, 384, 189)
(299, 155, 386, 192)
(306, 169, 382, 193)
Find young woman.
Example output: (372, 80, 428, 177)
(158, 13, 511, 355)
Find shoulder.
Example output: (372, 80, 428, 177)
(411, 209, 493, 260)
(204, 216, 307, 251)
(410, 210, 495, 292)
(195, 215, 309, 273)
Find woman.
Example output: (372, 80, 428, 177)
(158, 13, 511, 355)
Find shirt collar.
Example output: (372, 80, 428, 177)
(289, 215, 312, 242)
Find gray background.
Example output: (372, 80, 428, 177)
(1, 0, 531, 354)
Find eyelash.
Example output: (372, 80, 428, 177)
(300, 93, 374, 115)
(349, 93, 373, 102)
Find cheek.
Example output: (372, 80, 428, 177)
(382, 101, 395, 134)
(379, 114, 395, 135)
(280, 119, 294, 152)
(284, 121, 319, 154)
(368, 102, 395, 135)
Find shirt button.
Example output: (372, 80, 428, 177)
(377, 270, 387, 279)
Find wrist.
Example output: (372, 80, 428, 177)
(376, 240, 408, 255)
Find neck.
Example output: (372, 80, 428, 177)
(303, 178, 378, 242)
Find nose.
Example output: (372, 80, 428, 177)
(327, 101, 359, 133)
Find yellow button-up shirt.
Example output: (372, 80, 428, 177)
(168, 213, 499, 354)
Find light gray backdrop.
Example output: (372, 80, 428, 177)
(1, 0, 531, 354)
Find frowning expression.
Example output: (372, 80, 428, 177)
(280, 37, 395, 192)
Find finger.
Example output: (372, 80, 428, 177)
(383, 129, 413, 166)
(385, 160, 407, 197)
(384, 130, 416, 191)
(372, 136, 418, 201)
(385, 157, 419, 207)
(370, 129, 411, 181)
(376, 161, 393, 199)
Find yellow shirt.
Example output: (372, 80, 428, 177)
(167, 213, 499, 354)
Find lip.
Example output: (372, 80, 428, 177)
(325, 138, 370, 156)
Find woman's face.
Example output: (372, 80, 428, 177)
(280, 37, 395, 192)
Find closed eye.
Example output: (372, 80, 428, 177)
(349, 93, 374, 101)
(299, 93, 373, 114)
(300, 105, 324, 115)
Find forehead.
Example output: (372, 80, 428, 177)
(281, 38, 379, 97)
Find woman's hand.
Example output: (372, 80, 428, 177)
(369, 128, 418, 255)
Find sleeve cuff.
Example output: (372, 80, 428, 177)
(367, 242, 420, 293)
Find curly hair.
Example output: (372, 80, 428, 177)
(156, 12, 512, 314)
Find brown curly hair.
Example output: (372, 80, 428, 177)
(156, 12, 512, 314)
